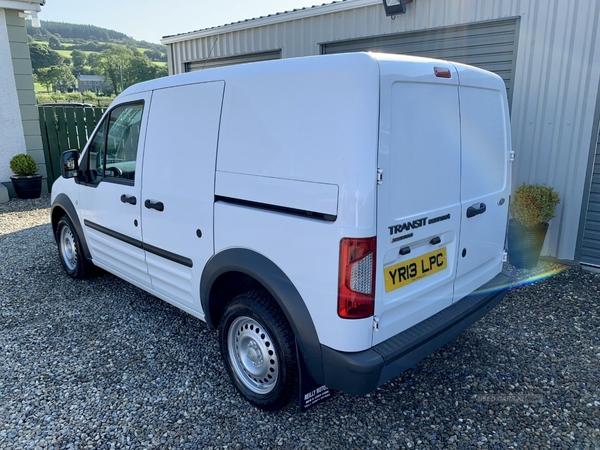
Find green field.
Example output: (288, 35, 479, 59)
(34, 82, 47, 93)
(30, 36, 168, 97)
(34, 40, 161, 59)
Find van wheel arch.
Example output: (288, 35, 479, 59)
(200, 248, 324, 384)
(218, 290, 298, 410)
(51, 194, 92, 261)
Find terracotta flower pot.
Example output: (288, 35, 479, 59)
(507, 219, 549, 269)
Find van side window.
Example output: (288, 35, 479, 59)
(86, 102, 144, 185)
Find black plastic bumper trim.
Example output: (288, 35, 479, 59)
(84, 219, 142, 249)
(83, 219, 193, 268)
(144, 242, 193, 268)
(320, 271, 512, 395)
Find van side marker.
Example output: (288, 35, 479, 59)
(216, 196, 337, 222)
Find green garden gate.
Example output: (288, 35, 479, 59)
(38, 105, 107, 189)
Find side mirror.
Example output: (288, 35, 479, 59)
(60, 150, 79, 179)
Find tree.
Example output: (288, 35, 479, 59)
(125, 53, 158, 86)
(48, 34, 62, 50)
(70, 49, 86, 77)
(86, 53, 100, 67)
(71, 49, 87, 68)
(144, 49, 165, 61)
(91, 45, 134, 94)
(155, 66, 168, 79)
(91, 45, 168, 94)
(36, 65, 77, 93)
(29, 42, 63, 72)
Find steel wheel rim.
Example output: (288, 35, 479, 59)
(228, 316, 279, 394)
(59, 226, 78, 271)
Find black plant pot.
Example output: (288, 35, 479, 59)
(507, 219, 549, 269)
(10, 174, 43, 199)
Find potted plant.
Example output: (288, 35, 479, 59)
(10, 153, 43, 199)
(507, 183, 560, 269)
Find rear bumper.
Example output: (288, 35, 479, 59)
(321, 271, 512, 395)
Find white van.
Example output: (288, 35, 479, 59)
(51, 52, 512, 411)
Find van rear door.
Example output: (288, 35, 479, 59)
(374, 58, 462, 345)
(452, 64, 511, 302)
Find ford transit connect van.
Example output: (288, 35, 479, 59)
(51, 53, 512, 410)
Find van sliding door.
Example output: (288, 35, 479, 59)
(140, 81, 225, 312)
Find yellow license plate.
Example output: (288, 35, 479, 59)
(384, 247, 447, 292)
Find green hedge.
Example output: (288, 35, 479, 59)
(36, 91, 114, 108)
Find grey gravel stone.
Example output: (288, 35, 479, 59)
(1, 195, 600, 449)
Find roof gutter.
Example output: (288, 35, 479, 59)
(161, 0, 381, 45)
(0, 0, 45, 13)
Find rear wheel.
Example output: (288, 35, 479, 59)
(219, 291, 298, 411)
(55, 215, 94, 279)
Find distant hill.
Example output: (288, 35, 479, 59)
(27, 20, 168, 98)
(26, 20, 166, 58)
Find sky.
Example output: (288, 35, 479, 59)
(38, 0, 330, 43)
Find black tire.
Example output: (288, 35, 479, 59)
(219, 291, 298, 411)
(55, 215, 94, 279)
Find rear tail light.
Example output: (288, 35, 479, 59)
(338, 237, 376, 319)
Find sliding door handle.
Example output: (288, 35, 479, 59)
(144, 199, 164, 212)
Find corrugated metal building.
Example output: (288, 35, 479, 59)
(162, 0, 600, 267)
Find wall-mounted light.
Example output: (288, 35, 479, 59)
(382, 0, 413, 17)
(19, 10, 41, 27)
(30, 11, 41, 28)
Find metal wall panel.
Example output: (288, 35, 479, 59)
(163, 0, 600, 263)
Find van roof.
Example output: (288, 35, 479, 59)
(117, 52, 446, 100)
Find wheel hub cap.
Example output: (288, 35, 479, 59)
(59, 226, 77, 271)
(246, 341, 263, 366)
(228, 316, 279, 394)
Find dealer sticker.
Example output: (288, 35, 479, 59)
(384, 247, 447, 292)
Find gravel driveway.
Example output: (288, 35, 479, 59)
(1, 196, 599, 449)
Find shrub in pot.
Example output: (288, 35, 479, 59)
(9, 153, 43, 199)
(508, 183, 560, 269)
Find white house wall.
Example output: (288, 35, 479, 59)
(0, 8, 26, 183)
(164, 0, 600, 263)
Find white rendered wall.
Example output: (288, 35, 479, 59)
(0, 8, 26, 183)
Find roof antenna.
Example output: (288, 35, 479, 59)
(202, 37, 219, 70)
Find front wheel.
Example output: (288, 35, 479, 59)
(219, 291, 298, 411)
(55, 215, 94, 279)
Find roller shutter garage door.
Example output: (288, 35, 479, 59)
(323, 18, 518, 106)
(185, 50, 281, 72)
(580, 126, 600, 267)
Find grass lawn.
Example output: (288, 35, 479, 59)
(34, 82, 51, 94)
(56, 48, 94, 58)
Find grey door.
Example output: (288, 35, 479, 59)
(322, 18, 519, 106)
(185, 50, 281, 72)
(580, 124, 600, 267)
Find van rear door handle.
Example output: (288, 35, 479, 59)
(144, 199, 164, 212)
(466, 202, 486, 218)
(120, 194, 136, 205)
